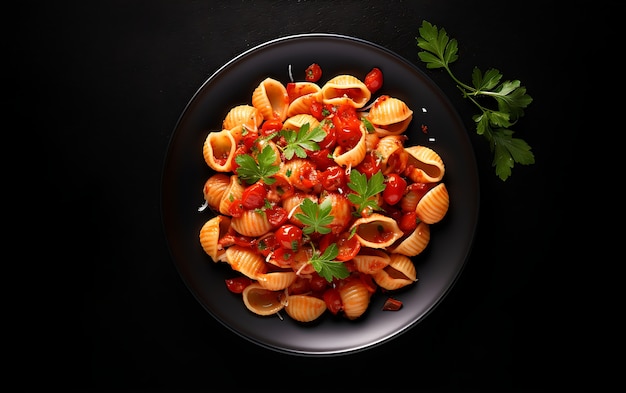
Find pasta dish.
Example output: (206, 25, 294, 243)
(197, 64, 449, 323)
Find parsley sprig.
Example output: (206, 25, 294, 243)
(279, 123, 327, 160)
(347, 169, 386, 215)
(295, 198, 334, 235)
(234, 144, 279, 185)
(309, 243, 349, 282)
(416, 20, 535, 181)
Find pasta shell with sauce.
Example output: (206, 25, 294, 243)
(282, 113, 320, 131)
(321, 74, 371, 108)
(350, 213, 404, 248)
(285, 294, 327, 322)
(366, 95, 414, 136)
(224, 245, 268, 280)
(218, 175, 245, 215)
(222, 104, 263, 135)
(203, 130, 237, 172)
(375, 135, 409, 175)
(199, 215, 231, 262)
(242, 283, 286, 316)
(352, 248, 390, 274)
(202, 173, 230, 211)
(230, 209, 273, 237)
(389, 221, 431, 257)
(404, 145, 445, 183)
(256, 271, 298, 291)
(337, 278, 371, 320)
(332, 123, 367, 167)
(372, 253, 417, 290)
(252, 77, 290, 121)
(415, 183, 449, 224)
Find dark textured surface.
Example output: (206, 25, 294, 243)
(32, 0, 589, 390)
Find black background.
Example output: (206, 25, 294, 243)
(30, 0, 594, 391)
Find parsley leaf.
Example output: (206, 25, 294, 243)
(294, 198, 334, 235)
(347, 169, 386, 215)
(279, 122, 327, 160)
(416, 20, 534, 181)
(309, 243, 349, 282)
(234, 145, 279, 185)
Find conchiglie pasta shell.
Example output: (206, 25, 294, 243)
(287, 91, 322, 117)
(332, 124, 367, 167)
(321, 74, 371, 108)
(242, 283, 285, 316)
(376, 135, 409, 175)
(218, 175, 245, 215)
(350, 213, 404, 248)
(283, 113, 320, 131)
(203, 130, 237, 172)
(287, 81, 321, 100)
(352, 249, 390, 274)
(404, 145, 445, 183)
(256, 271, 298, 291)
(199, 215, 231, 262)
(252, 77, 289, 121)
(389, 221, 430, 257)
(337, 279, 371, 320)
(230, 209, 273, 237)
(367, 96, 413, 124)
(372, 253, 417, 290)
(222, 104, 263, 134)
(202, 173, 230, 211)
(416, 183, 449, 224)
(224, 245, 268, 279)
(285, 295, 327, 323)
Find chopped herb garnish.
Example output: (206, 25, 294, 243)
(347, 169, 386, 215)
(309, 243, 349, 282)
(294, 198, 334, 235)
(235, 145, 279, 185)
(279, 123, 327, 160)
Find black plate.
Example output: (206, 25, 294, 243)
(161, 33, 479, 356)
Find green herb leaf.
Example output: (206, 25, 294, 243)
(309, 243, 349, 282)
(294, 198, 334, 235)
(416, 20, 534, 181)
(347, 169, 385, 214)
(234, 145, 279, 185)
(279, 123, 327, 160)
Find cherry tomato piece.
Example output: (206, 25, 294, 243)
(307, 148, 335, 171)
(256, 233, 279, 257)
(317, 120, 336, 150)
(320, 166, 347, 192)
(333, 105, 362, 149)
(261, 119, 283, 136)
(398, 211, 418, 233)
(225, 277, 253, 294)
(275, 224, 303, 250)
(364, 67, 383, 93)
(271, 247, 296, 268)
(265, 206, 288, 227)
(305, 63, 322, 82)
(241, 182, 267, 210)
(323, 288, 343, 315)
(383, 173, 407, 206)
(355, 152, 381, 178)
(228, 199, 244, 217)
